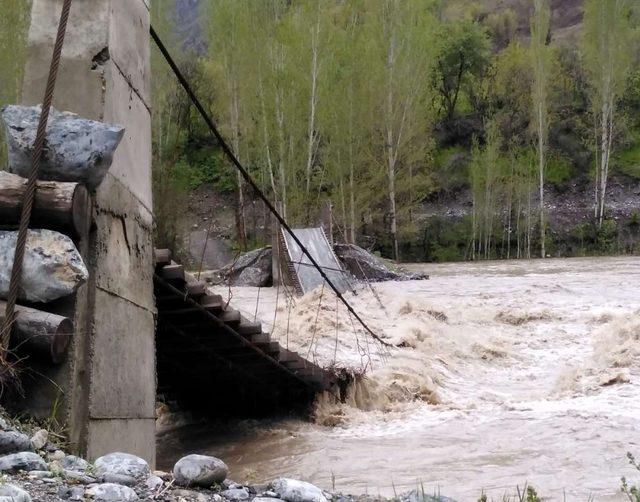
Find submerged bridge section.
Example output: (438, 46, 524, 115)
(154, 249, 336, 414)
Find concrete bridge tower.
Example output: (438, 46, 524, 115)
(20, 0, 156, 464)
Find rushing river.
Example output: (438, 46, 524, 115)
(158, 256, 640, 501)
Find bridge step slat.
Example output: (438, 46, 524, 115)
(238, 322, 262, 336)
(254, 341, 280, 353)
(221, 310, 241, 324)
(186, 282, 206, 297)
(154, 248, 172, 267)
(250, 333, 270, 344)
(200, 294, 223, 310)
(161, 262, 185, 281)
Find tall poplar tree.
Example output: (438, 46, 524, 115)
(531, 0, 551, 258)
(366, 0, 436, 261)
(582, 0, 633, 228)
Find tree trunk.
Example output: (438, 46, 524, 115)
(0, 171, 91, 238)
(305, 18, 320, 203)
(386, 31, 399, 262)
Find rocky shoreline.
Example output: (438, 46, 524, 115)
(0, 416, 452, 502)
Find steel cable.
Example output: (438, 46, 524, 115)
(150, 26, 391, 348)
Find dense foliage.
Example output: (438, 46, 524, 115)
(152, 0, 640, 262)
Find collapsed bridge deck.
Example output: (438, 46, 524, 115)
(154, 249, 336, 414)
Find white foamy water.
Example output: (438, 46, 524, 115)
(159, 256, 640, 500)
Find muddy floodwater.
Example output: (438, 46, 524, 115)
(158, 256, 640, 501)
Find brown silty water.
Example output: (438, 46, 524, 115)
(158, 256, 640, 501)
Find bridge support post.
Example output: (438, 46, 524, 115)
(19, 0, 156, 464)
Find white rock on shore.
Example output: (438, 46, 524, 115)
(173, 453, 229, 487)
(0, 484, 31, 502)
(0, 452, 47, 473)
(86, 482, 139, 501)
(94, 452, 150, 479)
(0, 431, 33, 455)
(271, 478, 328, 502)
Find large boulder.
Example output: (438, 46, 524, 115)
(0, 452, 47, 473)
(0, 229, 88, 303)
(271, 478, 327, 502)
(0, 484, 31, 502)
(86, 483, 139, 501)
(93, 452, 149, 479)
(219, 247, 272, 287)
(1, 105, 124, 189)
(173, 454, 228, 487)
(333, 244, 426, 282)
(0, 431, 32, 455)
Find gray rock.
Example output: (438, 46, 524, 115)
(145, 474, 164, 491)
(94, 452, 149, 479)
(173, 453, 228, 487)
(271, 478, 327, 502)
(48, 450, 65, 462)
(152, 470, 171, 480)
(0, 229, 88, 303)
(235, 266, 270, 287)
(253, 498, 286, 502)
(101, 472, 137, 486)
(28, 470, 53, 478)
(220, 247, 272, 287)
(0, 452, 47, 473)
(0, 484, 31, 502)
(85, 483, 139, 501)
(29, 429, 48, 450)
(0, 431, 33, 455)
(58, 485, 85, 501)
(63, 470, 97, 484)
(0, 418, 10, 430)
(221, 487, 250, 501)
(172, 489, 209, 502)
(60, 454, 89, 472)
(333, 244, 427, 282)
(1, 105, 124, 189)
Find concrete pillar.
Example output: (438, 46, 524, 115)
(21, 0, 156, 464)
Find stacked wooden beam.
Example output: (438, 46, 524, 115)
(154, 248, 334, 406)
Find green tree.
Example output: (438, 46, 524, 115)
(433, 18, 490, 121)
(531, 0, 551, 257)
(0, 0, 31, 167)
(365, 0, 437, 260)
(582, 0, 635, 228)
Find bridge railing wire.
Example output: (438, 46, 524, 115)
(150, 26, 391, 350)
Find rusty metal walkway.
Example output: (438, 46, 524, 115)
(153, 249, 336, 413)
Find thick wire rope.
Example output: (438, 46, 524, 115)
(1, 0, 74, 362)
(150, 26, 391, 349)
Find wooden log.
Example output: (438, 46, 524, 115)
(0, 301, 72, 364)
(0, 171, 91, 238)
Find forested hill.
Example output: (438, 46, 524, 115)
(153, 0, 640, 266)
(171, 0, 585, 51)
